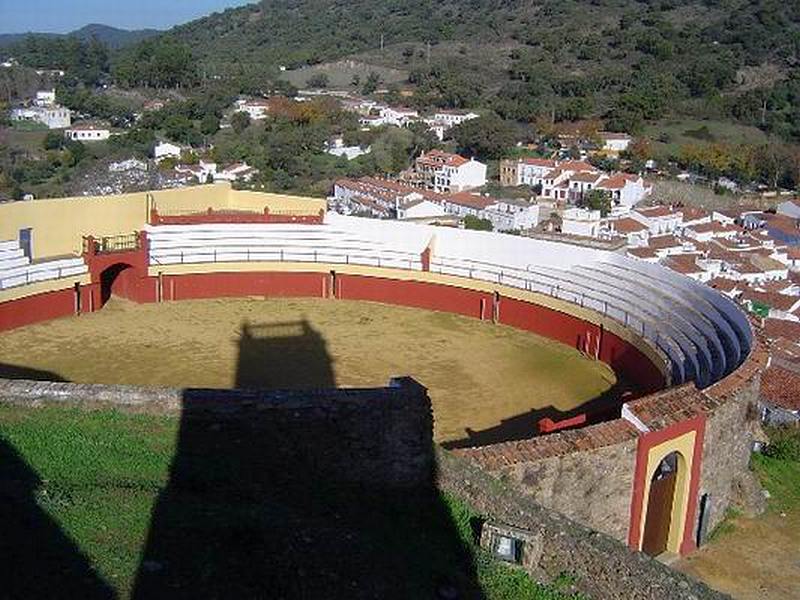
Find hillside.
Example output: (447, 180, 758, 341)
(159, 0, 799, 139)
(0, 24, 159, 50)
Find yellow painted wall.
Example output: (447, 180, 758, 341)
(227, 189, 326, 214)
(0, 184, 324, 259)
(0, 192, 149, 258)
(638, 431, 696, 554)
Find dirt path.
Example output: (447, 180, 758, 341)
(0, 297, 615, 443)
(676, 510, 800, 599)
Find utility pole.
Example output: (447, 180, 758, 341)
(380, 33, 384, 52)
(426, 41, 431, 66)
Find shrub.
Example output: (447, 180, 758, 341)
(763, 427, 800, 462)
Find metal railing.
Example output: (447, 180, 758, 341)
(0, 264, 87, 290)
(150, 246, 422, 271)
(83, 233, 141, 255)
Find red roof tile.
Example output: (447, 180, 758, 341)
(760, 366, 800, 411)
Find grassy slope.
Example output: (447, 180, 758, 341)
(643, 118, 769, 160)
(0, 404, 578, 599)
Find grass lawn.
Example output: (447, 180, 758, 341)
(0, 404, 579, 599)
(751, 430, 800, 513)
(3, 127, 50, 154)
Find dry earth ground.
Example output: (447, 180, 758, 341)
(676, 510, 800, 600)
(0, 297, 615, 442)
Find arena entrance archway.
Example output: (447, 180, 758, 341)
(99, 263, 133, 307)
(641, 451, 682, 556)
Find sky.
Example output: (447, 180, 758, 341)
(0, 0, 255, 34)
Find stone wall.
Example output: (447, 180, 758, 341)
(506, 436, 637, 542)
(0, 376, 434, 489)
(437, 449, 728, 600)
(456, 419, 641, 545)
(699, 377, 764, 534)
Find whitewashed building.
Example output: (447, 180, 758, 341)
(64, 123, 111, 141)
(562, 208, 602, 238)
(413, 150, 487, 193)
(154, 141, 184, 162)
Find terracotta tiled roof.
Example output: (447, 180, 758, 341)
(690, 221, 740, 234)
(760, 366, 800, 411)
(453, 419, 639, 470)
(446, 192, 495, 210)
(628, 247, 658, 259)
(521, 157, 556, 167)
(647, 235, 684, 250)
(742, 289, 800, 312)
(597, 174, 627, 190)
(570, 172, 604, 183)
(614, 217, 648, 234)
(626, 384, 710, 430)
(635, 206, 679, 219)
(681, 206, 709, 222)
(663, 254, 703, 275)
(708, 278, 739, 293)
(763, 319, 800, 343)
(417, 149, 470, 168)
(560, 160, 596, 172)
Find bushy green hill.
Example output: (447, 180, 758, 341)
(0, 24, 159, 50)
(160, 0, 799, 139)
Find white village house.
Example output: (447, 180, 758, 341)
(64, 123, 111, 142)
(154, 141, 184, 162)
(411, 150, 487, 193)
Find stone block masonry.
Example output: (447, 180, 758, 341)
(0, 376, 434, 489)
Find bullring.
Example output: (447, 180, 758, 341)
(0, 183, 762, 560)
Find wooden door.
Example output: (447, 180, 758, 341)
(642, 470, 677, 556)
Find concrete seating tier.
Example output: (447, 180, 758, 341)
(0, 239, 87, 291)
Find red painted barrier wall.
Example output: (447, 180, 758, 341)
(0, 288, 76, 331)
(337, 274, 494, 320)
(0, 269, 666, 394)
(161, 271, 327, 301)
(498, 296, 665, 393)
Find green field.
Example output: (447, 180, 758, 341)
(0, 404, 579, 599)
(280, 59, 408, 90)
(643, 118, 768, 160)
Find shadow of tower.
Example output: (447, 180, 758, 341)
(0, 435, 114, 599)
(131, 320, 483, 598)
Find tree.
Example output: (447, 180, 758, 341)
(463, 215, 493, 231)
(306, 73, 329, 89)
(452, 114, 516, 160)
(581, 189, 612, 217)
(362, 72, 381, 95)
(201, 113, 220, 136)
(42, 131, 64, 151)
(231, 111, 251, 134)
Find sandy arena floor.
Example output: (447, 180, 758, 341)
(0, 297, 616, 443)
